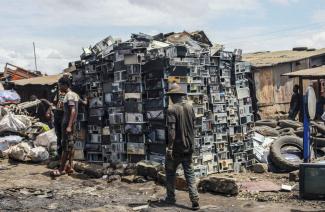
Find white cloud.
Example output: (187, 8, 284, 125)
(0, 0, 264, 74)
(0, 0, 261, 29)
(0, 37, 81, 74)
(312, 9, 325, 23)
(0, 0, 319, 74)
(269, 0, 299, 5)
(296, 31, 325, 48)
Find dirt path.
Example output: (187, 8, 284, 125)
(0, 159, 324, 212)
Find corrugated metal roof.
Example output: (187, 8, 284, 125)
(242, 48, 325, 68)
(282, 65, 325, 78)
(12, 74, 63, 86)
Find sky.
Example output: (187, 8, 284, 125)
(1, 0, 325, 74)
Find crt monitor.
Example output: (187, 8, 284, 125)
(299, 163, 325, 200)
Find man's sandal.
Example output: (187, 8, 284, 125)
(51, 169, 66, 177)
(65, 167, 74, 175)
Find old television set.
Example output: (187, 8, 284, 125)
(299, 163, 325, 199)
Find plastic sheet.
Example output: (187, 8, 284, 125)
(34, 129, 57, 149)
(0, 90, 20, 104)
(29, 146, 49, 162)
(0, 113, 32, 133)
(0, 135, 24, 152)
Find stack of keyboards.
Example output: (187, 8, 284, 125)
(70, 31, 255, 176)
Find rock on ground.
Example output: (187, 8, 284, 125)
(289, 170, 299, 182)
(175, 175, 188, 191)
(107, 175, 121, 183)
(136, 160, 163, 180)
(198, 175, 239, 196)
(47, 160, 60, 169)
(121, 175, 135, 183)
(73, 162, 104, 178)
(252, 163, 268, 173)
(157, 171, 166, 185)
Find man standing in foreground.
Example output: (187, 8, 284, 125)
(164, 83, 200, 210)
(52, 77, 79, 176)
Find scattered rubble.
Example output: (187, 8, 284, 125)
(252, 163, 268, 173)
(121, 175, 136, 183)
(198, 175, 239, 196)
(121, 175, 146, 184)
(1, 160, 325, 211)
(239, 181, 281, 193)
(289, 170, 299, 182)
(281, 184, 295, 192)
(175, 175, 188, 191)
(73, 162, 104, 178)
(107, 175, 121, 183)
(157, 171, 166, 185)
(136, 160, 163, 180)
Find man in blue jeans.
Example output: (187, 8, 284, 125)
(164, 83, 200, 210)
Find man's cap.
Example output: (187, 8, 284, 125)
(166, 83, 186, 96)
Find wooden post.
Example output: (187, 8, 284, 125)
(33, 42, 38, 72)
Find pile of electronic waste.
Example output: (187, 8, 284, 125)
(70, 31, 255, 177)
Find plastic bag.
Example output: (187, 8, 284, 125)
(29, 146, 49, 162)
(0, 135, 24, 152)
(34, 129, 57, 149)
(34, 122, 50, 132)
(0, 113, 32, 133)
(8, 142, 31, 161)
(7, 142, 49, 162)
(0, 90, 20, 104)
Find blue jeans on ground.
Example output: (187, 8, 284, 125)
(165, 154, 199, 203)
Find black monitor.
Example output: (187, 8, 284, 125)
(299, 163, 325, 199)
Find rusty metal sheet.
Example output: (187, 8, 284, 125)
(273, 63, 293, 104)
(254, 67, 274, 105)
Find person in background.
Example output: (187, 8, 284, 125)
(316, 92, 325, 120)
(27, 95, 52, 127)
(288, 84, 301, 120)
(52, 73, 73, 159)
(52, 76, 79, 176)
(52, 86, 66, 160)
(164, 83, 200, 210)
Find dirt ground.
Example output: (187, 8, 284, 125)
(0, 158, 324, 212)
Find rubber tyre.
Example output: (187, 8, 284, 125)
(294, 127, 303, 137)
(278, 128, 295, 136)
(311, 136, 325, 148)
(255, 119, 278, 128)
(319, 147, 325, 154)
(254, 126, 279, 137)
(278, 120, 302, 130)
(294, 126, 318, 137)
(269, 136, 303, 172)
(311, 121, 325, 135)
